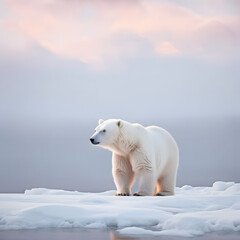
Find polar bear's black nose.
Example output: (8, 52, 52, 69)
(90, 138, 94, 144)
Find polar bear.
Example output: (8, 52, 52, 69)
(90, 119, 179, 196)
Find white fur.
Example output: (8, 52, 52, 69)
(90, 119, 179, 196)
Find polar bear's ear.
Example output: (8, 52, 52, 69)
(98, 119, 104, 125)
(117, 120, 122, 128)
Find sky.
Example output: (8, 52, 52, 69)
(0, 0, 239, 192)
(0, 0, 240, 123)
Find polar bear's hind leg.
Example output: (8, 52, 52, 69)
(156, 173, 176, 196)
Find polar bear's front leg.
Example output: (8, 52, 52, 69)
(112, 153, 134, 196)
(130, 153, 156, 196)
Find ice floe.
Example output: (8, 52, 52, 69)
(0, 181, 239, 237)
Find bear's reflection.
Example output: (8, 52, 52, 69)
(110, 232, 137, 240)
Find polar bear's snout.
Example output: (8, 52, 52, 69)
(90, 137, 99, 145)
(90, 131, 101, 145)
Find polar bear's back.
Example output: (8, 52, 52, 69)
(146, 125, 176, 143)
(145, 125, 179, 162)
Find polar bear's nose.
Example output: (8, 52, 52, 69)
(90, 138, 94, 144)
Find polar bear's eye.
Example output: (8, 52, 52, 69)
(102, 129, 106, 133)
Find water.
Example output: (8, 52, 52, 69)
(0, 117, 239, 193)
(0, 229, 240, 240)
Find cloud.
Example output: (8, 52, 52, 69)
(193, 18, 240, 59)
(155, 41, 180, 55)
(1, 0, 240, 65)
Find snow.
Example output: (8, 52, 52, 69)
(0, 181, 240, 238)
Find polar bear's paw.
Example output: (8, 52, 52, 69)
(156, 191, 174, 196)
(115, 193, 130, 196)
(133, 192, 147, 196)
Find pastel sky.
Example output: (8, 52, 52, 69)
(1, 0, 240, 65)
(0, 0, 240, 122)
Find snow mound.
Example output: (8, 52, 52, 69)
(212, 181, 235, 191)
(24, 188, 84, 195)
(24, 188, 115, 196)
(0, 181, 240, 237)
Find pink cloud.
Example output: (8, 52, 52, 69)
(2, 0, 240, 65)
(155, 41, 180, 55)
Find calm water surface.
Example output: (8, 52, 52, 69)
(0, 229, 240, 240)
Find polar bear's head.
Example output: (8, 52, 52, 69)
(90, 119, 121, 147)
